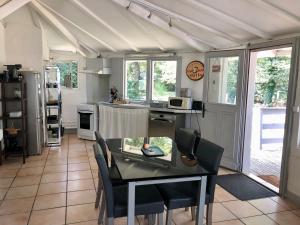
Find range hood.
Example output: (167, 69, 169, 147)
(80, 58, 111, 75)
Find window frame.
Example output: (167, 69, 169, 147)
(123, 57, 182, 103)
(55, 60, 79, 89)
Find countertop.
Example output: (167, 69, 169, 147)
(97, 102, 201, 114)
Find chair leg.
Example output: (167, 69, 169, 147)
(157, 213, 164, 225)
(191, 206, 196, 221)
(95, 179, 102, 208)
(166, 210, 173, 225)
(105, 217, 113, 225)
(206, 203, 213, 225)
(98, 196, 106, 225)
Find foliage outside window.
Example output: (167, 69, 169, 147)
(125, 59, 178, 102)
(125, 60, 147, 101)
(56, 61, 78, 88)
(255, 56, 290, 106)
(152, 61, 177, 101)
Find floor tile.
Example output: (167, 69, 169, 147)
(292, 209, 300, 216)
(222, 200, 263, 218)
(5, 185, 38, 199)
(68, 163, 90, 172)
(0, 197, 35, 215)
(242, 215, 279, 225)
(213, 220, 244, 225)
(249, 198, 289, 214)
(214, 186, 237, 202)
(41, 172, 67, 183)
(211, 203, 237, 222)
(0, 188, 7, 200)
(44, 165, 67, 174)
(0, 178, 14, 188)
(46, 159, 67, 166)
(66, 203, 98, 224)
(68, 220, 98, 225)
(29, 207, 66, 225)
(21, 160, 46, 168)
(33, 193, 66, 210)
(267, 211, 300, 225)
(67, 189, 96, 206)
(0, 212, 30, 225)
(68, 170, 92, 180)
(11, 175, 41, 187)
(0, 169, 18, 178)
(68, 179, 95, 192)
(172, 208, 203, 225)
(37, 181, 67, 195)
(68, 156, 89, 164)
(271, 196, 299, 210)
(17, 167, 44, 177)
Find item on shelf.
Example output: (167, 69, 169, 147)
(14, 88, 21, 98)
(4, 64, 22, 81)
(109, 86, 119, 103)
(5, 127, 20, 135)
(9, 111, 22, 118)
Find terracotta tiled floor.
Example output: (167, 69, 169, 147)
(0, 134, 299, 225)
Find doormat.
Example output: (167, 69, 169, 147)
(217, 173, 277, 201)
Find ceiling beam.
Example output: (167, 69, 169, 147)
(112, 0, 212, 52)
(37, 0, 117, 52)
(187, 0, 272, 39)
(250, 0, 300, 24)
(31, 0, 88, 56)
(0, 0, 31, 20)
(71, 0, 140, 52)
(132, 0, 240, 44)
(125, 12, 166, 51)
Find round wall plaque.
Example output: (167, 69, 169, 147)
(186, 60, 204, 81)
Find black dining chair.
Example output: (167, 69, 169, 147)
(93, 143, 165, 225)
(175, 128, 200, 160)
(156, 138, 224, 225)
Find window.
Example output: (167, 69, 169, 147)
(208, 56, 239, 105)
(152, 61, 177, 101)
(125, 59, 178, 102)
(56, 61, 78, 88)
(125, 60, 147, 101)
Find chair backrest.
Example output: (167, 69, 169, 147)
(175, 128, 200, 159)
(195, 139, 224, 203)
(95, 131, 109, 164)
(93, 143, 114, 217)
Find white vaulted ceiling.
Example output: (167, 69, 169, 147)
(3, 0, 300, 54)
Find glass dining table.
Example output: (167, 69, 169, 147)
(106, 137, 213, 225)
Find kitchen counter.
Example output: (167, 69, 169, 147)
(97, 102, 202, 114)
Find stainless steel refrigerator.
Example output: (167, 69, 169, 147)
(22, 71, 45, 155)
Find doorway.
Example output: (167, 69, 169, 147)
(243, 46, 292, 192)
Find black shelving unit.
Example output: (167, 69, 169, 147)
(0, 79, 28, 164)
(45, 66, 62, 146)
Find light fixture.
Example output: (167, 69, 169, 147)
(168, 17, 172, 27)
(126, 1, 131, 10)
(147, 11, 152, 19)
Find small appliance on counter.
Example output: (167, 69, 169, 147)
(168, 97, 193, 110)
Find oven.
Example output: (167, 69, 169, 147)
(77, 103, 98, 140)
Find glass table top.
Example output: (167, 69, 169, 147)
(106, 137, 213, 182)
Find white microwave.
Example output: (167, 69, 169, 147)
(168, 97, 192, 110)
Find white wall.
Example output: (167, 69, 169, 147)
(50, 51, 87, 129)
(0, 22, 5, 72)
(179, 52, 205, 100)
(4, 6, 43, 72)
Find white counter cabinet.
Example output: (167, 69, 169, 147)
(98, 104, 149, 139)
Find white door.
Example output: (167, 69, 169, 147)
(202, 50, 248, 170)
